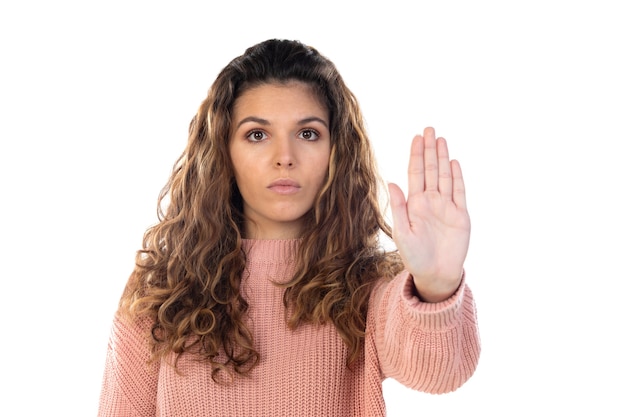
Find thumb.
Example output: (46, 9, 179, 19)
(387, 182, 409, 234)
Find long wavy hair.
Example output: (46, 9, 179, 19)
(120, 39, 403, 381)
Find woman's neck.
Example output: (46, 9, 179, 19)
(242, 220, 303, 240)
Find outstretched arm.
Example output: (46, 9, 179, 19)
(388, 127, 470, 302)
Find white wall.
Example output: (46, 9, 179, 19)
(1, 1, 624, 415)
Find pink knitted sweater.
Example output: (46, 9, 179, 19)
(98, 239, 480, 416)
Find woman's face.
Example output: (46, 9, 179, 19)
(229, 81, 331, 239)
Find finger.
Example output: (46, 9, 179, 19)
(451, 159, 467, 209)
(437, 137, 453, 199)
(387, 182, 410, 235)
(423, 127, 438, 192)
(407, 134, 425, 196)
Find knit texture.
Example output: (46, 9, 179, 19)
(98, 239, 480, 416)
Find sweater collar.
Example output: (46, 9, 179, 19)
(241, 239, 301, 264)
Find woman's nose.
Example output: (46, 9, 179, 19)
(274, 136, 295, 168)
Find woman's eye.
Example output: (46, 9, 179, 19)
(246, 130, 267, 142)
(299, 129, 320, 141)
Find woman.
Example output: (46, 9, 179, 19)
(98, 38, 480, 416)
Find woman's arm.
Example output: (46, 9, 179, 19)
(98, 314, 159, 417)
(369, 270, 480, 393)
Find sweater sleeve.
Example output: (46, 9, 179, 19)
(369, 270, 480, 394)
(97, 314, 159, 417)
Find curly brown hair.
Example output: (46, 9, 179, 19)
(120, 39, 403, 382)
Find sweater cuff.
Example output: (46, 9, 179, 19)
(398, 270, 467, 330)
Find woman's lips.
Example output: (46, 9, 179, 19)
(268, 179, 301, 195)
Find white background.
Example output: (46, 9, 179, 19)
(1, 1, 624, 416)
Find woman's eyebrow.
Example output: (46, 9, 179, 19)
(236, 116, 269, 129)
(297, 117, 328, 128)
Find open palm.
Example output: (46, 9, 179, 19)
(388, 127, 471, 302)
